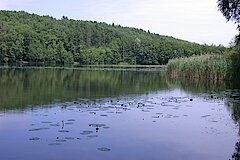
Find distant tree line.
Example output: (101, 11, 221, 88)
(0, 10, 226, 65)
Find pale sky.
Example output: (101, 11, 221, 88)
(0, 0, 238, 46)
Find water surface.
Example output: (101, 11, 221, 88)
(0, 67, 239, 160)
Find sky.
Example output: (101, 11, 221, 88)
(0, 0, 238, 46)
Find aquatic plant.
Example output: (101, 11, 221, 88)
(167, 54, 232, 80)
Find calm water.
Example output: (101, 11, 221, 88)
(0, 67, 240, 160)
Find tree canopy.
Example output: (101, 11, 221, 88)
(218, 0, 240, 44)
(0, 10, 226, 65)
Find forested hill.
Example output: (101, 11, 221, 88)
(0, 10, 225, 65)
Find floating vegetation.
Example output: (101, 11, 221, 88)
(58, 130, 70, 133)
(89, 124, 106, 127)
(41, 121, 52, 124)
(152, 116, 160, 119)
(22, 89, 235, 158)
(100, 114, 108, 117)
(147, 107, 154, 110)
(142, 110, 150, 112)
(48, 143, 62, 146)
(68, 119, 76, 122)
(29, 127, 49, 131)
(173, 116, 180, 118)
(29, 137, 40, 141)
(56, 139, 67, 143)
(65, 137, 74, 140)
(65, 122, 74, 125)
(87, 135, 98, 138)
(201, 115, 211, 118)
(116, 112, 123, 114)
(106, 111, 114, 113)
(80, 131, 94, 135)
(50, 124, 60, 127)
(97, 147, 111, 152)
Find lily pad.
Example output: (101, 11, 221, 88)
(29, 137, 40, 141)
(88, 135, 98, 138)
(68, 119, 76, 122)
(56, 139, 67, 142)
(65, 137, 74, 140)
(80, 130, 93, 135)
(41, 121, 52, 124)
(29, 127, 49, 131)
(65, 122, 74, 125)
(58, 130, 70, 133)
(50, 124, 60, 127)
(97, 147, 111, 152)
(48, 143, 62, 146)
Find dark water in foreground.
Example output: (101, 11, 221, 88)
(0, 67, 240, 160)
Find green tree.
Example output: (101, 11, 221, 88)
(0, 10, 227, 65)
(218, 0, 240, 43)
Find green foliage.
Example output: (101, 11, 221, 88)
(228, 47, 240, 80)
(218, 0, 240, 43)
(0, 10, 225, 65)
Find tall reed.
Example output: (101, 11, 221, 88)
(167, 54, 232, 80)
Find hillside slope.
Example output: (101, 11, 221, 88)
(0, 10, 225, 65)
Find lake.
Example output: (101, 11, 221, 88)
(0, 67, 239, 160)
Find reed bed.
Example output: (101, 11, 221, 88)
(167, 54, 232, 80)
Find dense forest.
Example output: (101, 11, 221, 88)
(0, 10, 226, 65)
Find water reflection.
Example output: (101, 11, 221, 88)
(0, 67, 168, 110)
(224, 90, 240, 160)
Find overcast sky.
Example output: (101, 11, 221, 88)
(0, 0, 238, 46)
